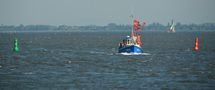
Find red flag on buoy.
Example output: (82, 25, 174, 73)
(194, 36, 199, 51)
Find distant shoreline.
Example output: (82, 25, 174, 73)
(1, 30, 215, 33)
(1, 22, 215, 32)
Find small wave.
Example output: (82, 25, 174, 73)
(89, 51, 106, 54)
(31, 48, 48, 52)
(89, 51, 114, 55)
(57, 49, 73, 53)
(142, 53, 151, 55)
(89, 51, 115, 56)
(23, 72, 34, 75)
(12, 55, 27, 59)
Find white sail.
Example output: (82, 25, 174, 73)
(168, 20, 176, 33)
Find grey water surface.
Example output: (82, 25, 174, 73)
(0, 31, 214, 90)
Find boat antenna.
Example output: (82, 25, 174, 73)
(130, 5, 134, 38)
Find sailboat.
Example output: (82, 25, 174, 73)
(167, 20, 176, 33)
(118, 18, 144, 54)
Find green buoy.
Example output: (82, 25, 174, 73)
(13, 38, 20, 52)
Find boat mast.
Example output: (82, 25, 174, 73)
(131, 15, 134, 38)
(170, 19, 175, 32)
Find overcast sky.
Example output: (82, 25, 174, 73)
(0, 0, 215, 25)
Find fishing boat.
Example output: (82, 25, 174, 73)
(167, 20, 176, 33)
(118, 18, 144, 54)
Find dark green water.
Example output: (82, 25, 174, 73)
(0, 31, 215, 90)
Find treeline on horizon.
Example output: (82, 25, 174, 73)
(0, 22, 215, 31)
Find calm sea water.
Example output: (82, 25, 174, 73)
(0, 31, 215, 90)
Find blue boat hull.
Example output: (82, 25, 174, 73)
(118, 45, 143, 53)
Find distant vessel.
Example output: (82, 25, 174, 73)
(167, 20, 176, 33)
(118, 18, 144, 54)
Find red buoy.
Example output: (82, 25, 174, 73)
(194, 36, 199, 51)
